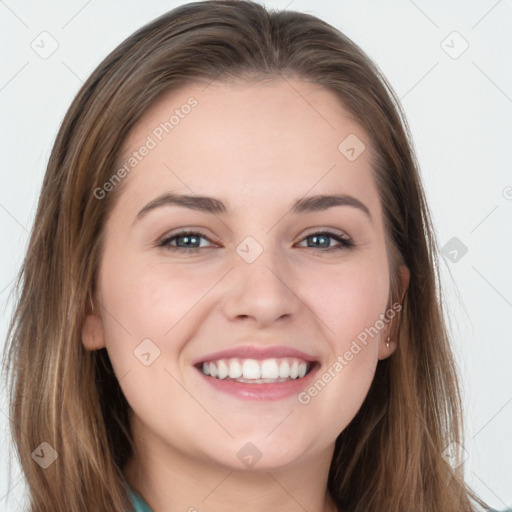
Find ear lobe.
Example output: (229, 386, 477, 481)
(379, 265, 410, 361)
(378, 337, 397, 360)
(81, 313, 106, 351)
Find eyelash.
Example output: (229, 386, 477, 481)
(157, 230, 354, 253)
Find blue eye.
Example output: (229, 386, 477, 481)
(158, 230, 354, 253)
(158, 231, 213, 253)
(299, 231, 354, 251)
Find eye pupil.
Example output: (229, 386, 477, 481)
(310, 234, 329, 248)
(177, 235, 199, 247)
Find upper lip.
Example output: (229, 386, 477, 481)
(192, 344, 319, 366)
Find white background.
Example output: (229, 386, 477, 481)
(0, 1, 511, 510)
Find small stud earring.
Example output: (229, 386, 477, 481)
(386, 337, 390, 348)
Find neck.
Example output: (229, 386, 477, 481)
(124, 421, 340, 512)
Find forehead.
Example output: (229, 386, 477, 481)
(113, 77, 380, 217)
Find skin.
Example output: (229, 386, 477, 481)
(82, 77, 409, 512)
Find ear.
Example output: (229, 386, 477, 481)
(379, 265, 410, 360)
(81, 301, 106, 351)
(397, 265, 410, 304)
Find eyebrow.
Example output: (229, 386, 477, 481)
(134, 193, 372, 223)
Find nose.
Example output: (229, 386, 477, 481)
(221, 244, 301, 328)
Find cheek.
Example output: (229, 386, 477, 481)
(99, 256, 204, 332)
(295, 260, 389, 436)
(306, 258, 390, 347)
(96, 256, 210, 415)
(96, 254, 216, 369)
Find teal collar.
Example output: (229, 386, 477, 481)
(127, 487, 153, 512)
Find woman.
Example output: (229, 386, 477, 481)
(2, 1, 493, 511)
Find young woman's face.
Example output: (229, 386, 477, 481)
(83, 78, 407, 471)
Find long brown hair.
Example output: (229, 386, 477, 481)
(2, 1, 490, 510)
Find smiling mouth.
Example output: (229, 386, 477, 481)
(195, 357, 315, 384)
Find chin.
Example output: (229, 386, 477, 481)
(200, 433, 317, 472)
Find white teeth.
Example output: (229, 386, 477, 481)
(228, 359, 242, 379)
(279, 360, 290, 378)
(290, 360, 299, 379)
(261, 359, 279, 379)
(242, 359, 261, 379)
(217, 360, 229, 379)
(199, 357, 312, 382)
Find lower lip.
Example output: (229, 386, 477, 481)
(196, 364, 320, 401)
